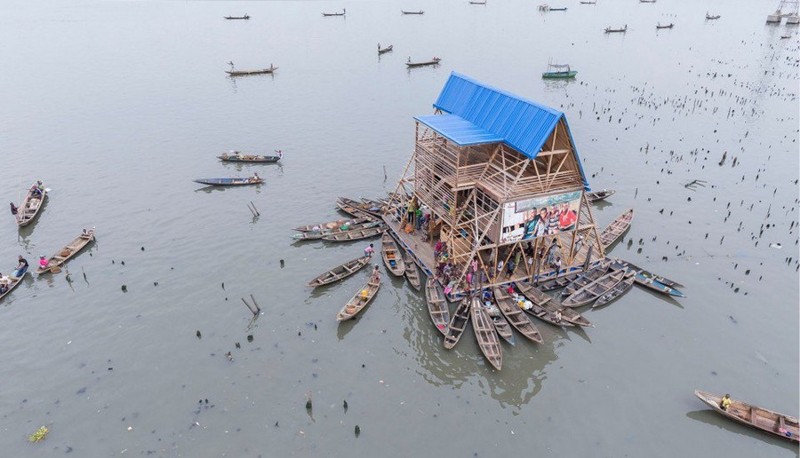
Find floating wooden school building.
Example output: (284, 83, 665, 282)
(385, 72, 604, 295)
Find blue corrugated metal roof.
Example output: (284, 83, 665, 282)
(423, 72, 589, 190)
(415, 114, 504, 146)
(433, 72, 562, 160)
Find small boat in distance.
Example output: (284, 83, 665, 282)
(218, 150, 282, 163)
(469, 1, 487, 5)
(378, 43, 393, 55)
(656, 23, 674, 29)
(224, 14, 250, 20)
(225, 64, 277, 77)
(605, 25, 627, 33)
(406, 57, 441, 67)
(579, 1, 596, 4)
(322, 8, 346, 17)
(548, 7, 567, 11)
(542, 62, 577, 79)
(194, 175, 263, 186)
(639, 0, 655, 3)
(706, 12, 721, 20)
(401, 10, 424, 15)
(694, 390, 799, 442)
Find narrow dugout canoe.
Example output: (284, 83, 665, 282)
(36, 229, 95, 274)
(492, 287, 543, 343)
(321, 226, 384, 242)
(562, 260, 614, 296)
(194, 177, 262, 186)
(592, 270, 635, 308)
(381, 232, 405, 277)
(425, 278, 450, 336)
(537, 269, 584, 291)
(16, 183, 47, 227)
(294, 217, 371, 233)
(307, 256, 371, 288)
(336, 274, 380, 321)
(561, 268, 626, 308)
(599, 208, 634, 249)
(0, 271, 27, 302)
(694, 390, 799, 442)
(585, 189, 615, 202)
(471, 297, 502, 370)
(402, 251, 421, 290)
(443, 298, 470, 349)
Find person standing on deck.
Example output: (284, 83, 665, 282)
(554, 257, 562, 275)
(506, 259, 515, 278)
(574, 234, 585, 255)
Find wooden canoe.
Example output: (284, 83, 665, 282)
(321, 226, 384, 242)
(443, 298, 470, 349)
(218, 152, 281, 163)
(338, 197, 384, 218)
(406, 57, 441, 67)
(336, 275, 380, 321)
(224, 15, 250, 20)
(489, 309, 515, 346)
(36, 229, 95, 274)
(510, 284, 573, 327)
(381, 232, 405, 277)
(378, 44, 393, 55)
(307, 256, 371, 288)
(599, 208, 634, 249)
(612, 259, 684, 287)
(593, 271, 635, 308)
(322, 9, 346, 16)
(492, 287, 543, 343)
(292, 220, 381, 241)
(402, 251, 421, 290)
(585, 189, 615, 203)
(0, 271, 27, 303)
(562, 269, 626, 308)
(194, 177, 262, 186)
(226, 65, 277, 76)
(634, 273, 686, 297)
(294, 217, 371, 232)
(543, 296, 593, 326)
(656, 23, 674, 29)
(16, 184, 47, 227)
(562, 260, 614, 296)
(537, 269, 584, 291)
(516, 281, 552, 306)
(425, 278, 450, 335)
(694, 390, 798, 442)
(401, 10, 424, 14)
(471, 297, 502, 370)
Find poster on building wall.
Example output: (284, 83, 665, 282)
(499, 191, 582, 244)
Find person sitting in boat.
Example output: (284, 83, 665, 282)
(370, 265, 381, 283)
(719, 394, 732, 411)
(30, 181, 44, 197)
(0, 272, 10, 286)
(249, 172, 260, 183)
(12, 256, 28, 277)
(80, 228, 93, 239)
(39, 256, 50, 269)
(275, 149, 283, 159)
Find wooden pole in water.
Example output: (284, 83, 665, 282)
(249, 294, 261, 313)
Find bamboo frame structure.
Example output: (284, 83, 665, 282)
(385, 110, 603, 298)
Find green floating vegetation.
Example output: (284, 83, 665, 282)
(28, 426, 48, 443)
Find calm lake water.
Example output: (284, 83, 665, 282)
(0, 0, 797, 456)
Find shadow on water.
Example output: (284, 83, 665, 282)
(566, 324, 592, 344)
(636, 286, 685, 309)
(193, 184, 264, 194)
(685, 409, 798, 452)
(398, 288, 570, 410)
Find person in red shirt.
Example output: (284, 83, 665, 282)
(558, 204, 577, 231)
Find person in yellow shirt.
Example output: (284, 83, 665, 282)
(719, 394, 732, 411)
